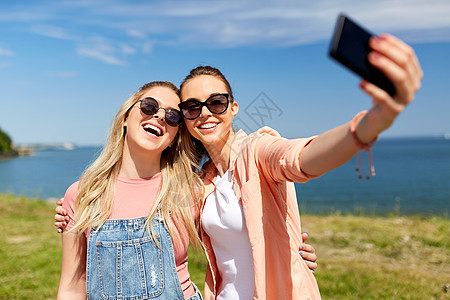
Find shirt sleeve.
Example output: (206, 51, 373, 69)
(253, 127, 320, 183)
(62, 181, 79, 231)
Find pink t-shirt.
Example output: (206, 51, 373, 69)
(63, 173, 195, 298)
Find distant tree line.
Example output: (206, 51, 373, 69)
(0, 128, 13, 154)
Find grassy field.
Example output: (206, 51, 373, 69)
(0, 193, 448, 299)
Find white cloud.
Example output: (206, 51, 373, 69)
(0, 61, 11, 68)
(77, 47, 127, 66)
(4, 0, 450, 58)
(30, 25, 73, 39)
(127, 29, 147, 39)
(164, 0, 450, 46)
(0, 11, 51, 22)
(0, 47, 14, 56)
(76, 37, 127, 66)
(121, 44, 136, 55)
(88, 0, 450, 47)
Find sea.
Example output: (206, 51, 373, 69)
(0, 137, 449, 217)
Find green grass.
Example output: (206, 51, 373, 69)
(1, 193, 449, 299)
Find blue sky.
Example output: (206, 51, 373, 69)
(1, 0, 449, 145)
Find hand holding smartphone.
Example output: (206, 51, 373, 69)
(329, 14, 396, 96)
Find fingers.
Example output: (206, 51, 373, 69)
(359, 80, 404, 119)
(56, 205, 68, 215)
(301, 231, 308, 243)
(299, 242, 318, 272)
(367, 34, 423, 107)
(55, 199, 65, 234)
(55, 213, 68, 223)
(379, 34, 423, 81)
(299, 249, 318, 272)
(54, 218, 66, 233)
(54, 205, 69, 234)
(55, 225, 63, 233)
(300, 243, 316, 255)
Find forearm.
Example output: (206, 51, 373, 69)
(300, 109, 389, 176)
(300, 32, 423, 177)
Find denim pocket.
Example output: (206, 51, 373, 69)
(95, 234, 164, 299)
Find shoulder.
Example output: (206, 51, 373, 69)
(239, 127, 283, 149)
(254, 126, 282, 137)
(63, 181, 80, 211)
(65, 181, 80, 199)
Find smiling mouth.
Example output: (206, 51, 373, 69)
(199, 123, 218, 129)
(143, 124, 162, 136)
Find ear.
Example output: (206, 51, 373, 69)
(230, 101, 239, 119)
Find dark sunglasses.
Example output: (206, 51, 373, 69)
(137, 97, 182, 127)
(178, 93, 230, 120)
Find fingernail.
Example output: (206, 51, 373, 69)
(369, 52, 381, 61)
(299, 251, 304, 256)
(370, 36, 381, 46)
(300, 245, 304, 250)
(302, 231, 308, 234)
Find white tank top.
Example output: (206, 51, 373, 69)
(201, 170, 255, 300)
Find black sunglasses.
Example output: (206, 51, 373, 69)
(137, 97, 182, 127)
(178, 93, 230, 120)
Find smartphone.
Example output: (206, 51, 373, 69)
(329, 14, 396, 96)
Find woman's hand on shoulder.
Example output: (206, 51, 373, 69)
(55, 198, 69, 233)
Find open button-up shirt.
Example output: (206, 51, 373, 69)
(200, 127, 321, 300)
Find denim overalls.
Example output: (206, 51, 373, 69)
(86, 213, 202, 300)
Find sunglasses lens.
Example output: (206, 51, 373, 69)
(180, 100, 202, 120)
(179, 94, 229, 120)
(165, 109, 182, 127)
(207, 94, 229, 114)
(140, 98, 158, 115)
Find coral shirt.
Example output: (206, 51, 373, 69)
(200, 128, 322, 300)
(63, 174, 195, 299)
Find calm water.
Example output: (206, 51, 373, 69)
(0, 137, 449, 216)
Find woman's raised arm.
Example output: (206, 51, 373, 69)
(300, 34, 423, 177)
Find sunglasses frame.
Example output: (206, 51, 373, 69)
(178, 93, 230, 120)
(137, 97, 182, 127)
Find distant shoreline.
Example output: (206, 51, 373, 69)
(0, 151, 19, 161)
(0, 147, 34, 161)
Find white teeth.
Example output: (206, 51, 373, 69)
(199, 123, 218, 129)
(144, 124, 162, 136)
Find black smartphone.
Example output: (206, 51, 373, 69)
(329, 14, 396, 96)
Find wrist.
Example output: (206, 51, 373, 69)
(350, 111, 378, 150)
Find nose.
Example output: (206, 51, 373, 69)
(198, 105, 212, 118)
(153, 107, 165, 121)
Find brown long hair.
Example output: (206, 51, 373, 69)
(180, 66, 235, 167)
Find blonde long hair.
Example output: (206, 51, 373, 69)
(71, 81, 202, 248)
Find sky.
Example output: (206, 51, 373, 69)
(0, 0, 449, 146)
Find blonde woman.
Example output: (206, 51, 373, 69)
(57, 81, 204, 299)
